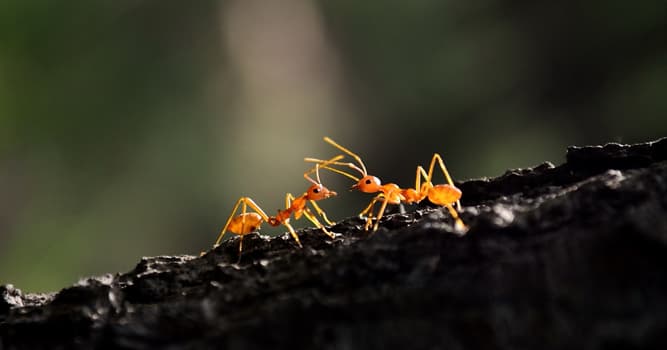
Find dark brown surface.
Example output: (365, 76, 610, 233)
(2, 138, 667, 349)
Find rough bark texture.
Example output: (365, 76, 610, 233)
(2, 138, 667, 350)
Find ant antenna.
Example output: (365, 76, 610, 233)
(323, 137, 368, 176)
(304, 154, 345, 185)
(304, 157, 361, 182)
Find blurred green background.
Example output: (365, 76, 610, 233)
(1, 0, 666, 292)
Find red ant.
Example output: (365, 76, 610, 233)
(213, 155, 342, 255)
(306, 137, 466, 232)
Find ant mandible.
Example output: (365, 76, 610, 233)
(213, 155, 343, 255)
(305, 137, 466, 232)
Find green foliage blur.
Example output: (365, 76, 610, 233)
(1, 0, 666, 292)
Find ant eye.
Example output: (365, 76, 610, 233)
(313, 188, 320, 193)
(365, 179, 372, 184)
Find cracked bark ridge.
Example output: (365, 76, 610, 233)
(2, 138, 667, 349)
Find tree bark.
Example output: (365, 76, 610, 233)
(2, 138, 667, 349)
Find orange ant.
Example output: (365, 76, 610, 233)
(213, 155, 343, 256)
(305, 137, 466, 232)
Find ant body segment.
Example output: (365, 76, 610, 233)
(213, 155, 342, 255)
(306, 137, 466, 232)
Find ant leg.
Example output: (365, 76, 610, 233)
(426, 154, 455, 187)
(303, 207, 335, 239)
(240, 197, 271, 221)
(364, 218, 374, 231)
(358, 195, 389, 231)
(309, 200, 334, 226)
(215, 197, 245, 246)
(414, 165, 428, 192)
(360, 196, 382, 230)
(233, 236, 244, 264)
(284, 193, 295, 212)
(278, 193, 304, 246)
(417, 166, 430, 195)
(283, 221, 303, 248)
(360, 195, 382, 217)
(444, 203, 467, 232)
(371, 196, 391, 232)
(359, 193, 385, 231)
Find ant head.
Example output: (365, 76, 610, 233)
(306, 184, 337, 200)
(352, 175, 381, 193)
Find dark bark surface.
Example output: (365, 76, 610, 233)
(2, 138, 667, 350)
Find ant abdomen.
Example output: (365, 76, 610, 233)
(427, 185, 462, 206)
